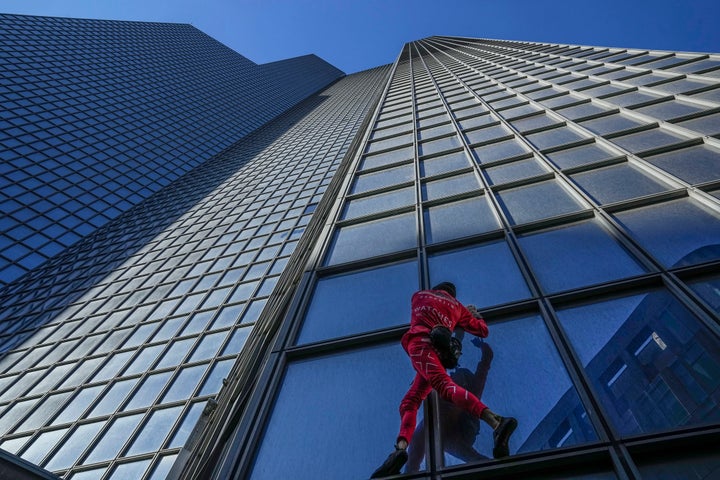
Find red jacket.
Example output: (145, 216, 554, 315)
(401, 289, 488, 350)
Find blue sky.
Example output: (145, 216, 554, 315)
(2, 0, 719, 73)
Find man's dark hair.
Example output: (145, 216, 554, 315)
(432, 282, 456, 298)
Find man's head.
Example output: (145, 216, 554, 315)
(432, 281, 456, 298)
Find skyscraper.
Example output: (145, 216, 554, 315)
(1, 13, 719, 480)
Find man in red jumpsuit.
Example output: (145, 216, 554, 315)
(371, 282, 517, 478)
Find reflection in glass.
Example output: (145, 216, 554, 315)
(420, 151, 470, 177)
(422, 173, 481, 201)
(613, 198, 720, 268)
(442, 316, 596, 467)
(342, 187, 415, 220)
(249, 343, 422, 479)
(688, 275, 720, 315)
(325, 213, 416, 265)
(519, 219, 646, 294)
(497, 180, 585, 225)
(297, 261, 418, 344)
(425, 196, 499, 244)
(570, 162, 671, 204)
(556, 291, 720, 436)
(428, 240, 531, 308)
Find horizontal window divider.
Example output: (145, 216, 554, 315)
(602, 122, 660, 139)
(495, 100, 530, 112)
(285, 324, 409, 359)
(631, 137, 704, 157)
(561, 154, 628, 175)
(461, 120, 502, 133)
(669, 258, 720, 279)
(316, 248, 417, 276)
(421, 189, 486, 208)
(667, 105, 720, 124)
(569, 107, 621, 123)
(538, 136, 595, 154)
(479, 151, 535, 168)
(510, 208, 595, 234)
(475, 298, 540, 321)
(335, 204, 416, 227)
(467, 133, 515, 148)
(622, 424, 720, 453)
(489, 171, 556, 192)
(441, 444, 614, 479)
(345, 180, 414, 200)
(424, 228, 506, 253)
(602, 188, 688, 213)
(418, 145, 466, 161)
(355, 158, 414, 175)
(547, 273, 665, 308)
(420, 165, 475, 182)
(363, 141, 414, 157)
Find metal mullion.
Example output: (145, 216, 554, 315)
(408, 42, 445, 478)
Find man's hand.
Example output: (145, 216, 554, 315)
(467, 304, 482, 318)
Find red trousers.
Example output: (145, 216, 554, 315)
(398, 337, 488, 444)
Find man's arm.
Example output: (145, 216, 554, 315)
(457, 304, 488, 338)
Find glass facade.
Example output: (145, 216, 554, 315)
(1, 17, 720, 480)
(0, 13, 344, 287)
(181, 38, 720, 480)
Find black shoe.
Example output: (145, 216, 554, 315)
(492, 416, 517, 459)
(370, 447, 408, 478)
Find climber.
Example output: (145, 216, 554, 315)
(371, 282, 517, 478)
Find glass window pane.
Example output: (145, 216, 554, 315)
(458, 112, 496, 130)
(54, 385, 104, 425)
(124, 371, 172, 411)
(463, 124, 512, 145)
(108, 459, 152, 479)
(497, 180, 585, 225)
(249, 343, 420, 480)
(442, 315, 596, 467)
(147, 454, 179, 480)
(20, 427, 70, 465)
(126, 405, 183, 456)
(642, 144, 720, 184)
(45, 420, 105, 471)
(199, 358, 235, 396)
(298, 260, 417, 344)
(545, 142, 620, 170)
(325, 213, 416, 265)
(579, 114, 648, 136)
(634, 100, 706, 120)
(424, 196, 499, 244)
(484, 156, 549, 185)
(555, 102, 610, 121)
(687, 274, 720, 315)
(420, 151, 471, 177)
(526, 127, 589, 151)
(188, 331, 228, 362)
(84, 413, 144, 464)
(351, 164, 414, 195)
(360, 146, 414, 170)
(366, 133, 413, 153)
(556, 290, 720, 436)
(473, 138, 530, 164)
(162, 364, 207, 403)
(518, 219, 646, 294)
(422, 173, 481, 201)
(570, 162, 672, 204)
(89, 378, 137, 417)
(169, 402, 205, 448)
(675, 112, 720, 137)
(613, 197, 720, 268)
(418, 135, 462, 157)
(418, 122, 455, 140)
(428, 240, 531, 309)
(342, 187, 415, 220)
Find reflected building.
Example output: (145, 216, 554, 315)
(1, 14, 720, 480)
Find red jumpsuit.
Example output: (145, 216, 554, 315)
(397, 289, 489, 445)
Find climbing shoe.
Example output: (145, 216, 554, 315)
(492, 416, 518, 459)
(370, 446, 408, 478)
